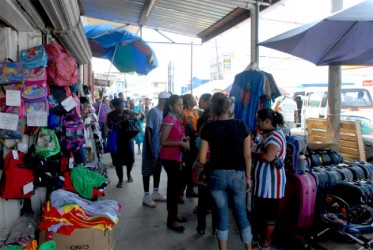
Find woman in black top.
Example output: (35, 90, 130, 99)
(198, 92, 253, 250)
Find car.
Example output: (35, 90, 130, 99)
(340, 112, 373, 163)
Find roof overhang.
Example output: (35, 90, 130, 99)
(80, 0, 280, 43)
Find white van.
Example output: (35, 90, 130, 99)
(301, 87, 373, 123)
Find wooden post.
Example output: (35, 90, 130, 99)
(326, 0, 343, 151)
(326, 65, 341, 151)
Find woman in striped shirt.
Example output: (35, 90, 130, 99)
(251, 108, 286, 250)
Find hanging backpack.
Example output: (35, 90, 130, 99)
(47, 85, 72, 115)
(60, 110, 84, 152)
(44, 43, 78, 87)
(20, 45, 48, 69)
(22, 75, 48, 115)
(0, 60, 24, 84)
(0, 151, 34, 199)
(34, 128, 61, 158)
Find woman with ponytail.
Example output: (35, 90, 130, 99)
(160, 95, 190, 233)
(251, 108, 286, 250)
(198, 92, 253, 250)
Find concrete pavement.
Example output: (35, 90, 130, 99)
(100, 152, 361, 250)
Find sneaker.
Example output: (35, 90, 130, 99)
(151, 192, 167, 202)
(143, 195, 156, 208)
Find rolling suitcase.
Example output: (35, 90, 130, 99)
(281, 172, 317, 228)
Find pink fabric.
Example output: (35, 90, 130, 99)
(160, 115, 185, 162)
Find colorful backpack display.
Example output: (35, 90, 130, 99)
(20, 45, 48, 69)
(0, 151, 34, 199)
(44, 43, 78, 87)
(60, 110, 84, 152)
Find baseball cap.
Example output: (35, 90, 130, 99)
(158, 91, 171, 99)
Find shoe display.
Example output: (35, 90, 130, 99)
(143, 195, 156, 208)
(151, 192, 167, 202)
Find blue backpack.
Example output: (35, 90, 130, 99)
(285, 135, 307, 173)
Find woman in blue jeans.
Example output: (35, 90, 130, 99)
(198, 92, 253, 250)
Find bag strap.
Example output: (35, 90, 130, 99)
(0, 138, 22, 151)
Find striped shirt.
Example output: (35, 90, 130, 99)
(252, 129, 286, 199)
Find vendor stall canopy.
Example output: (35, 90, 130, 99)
(80, 0, 279, 43)
(0, 0, 278, 64)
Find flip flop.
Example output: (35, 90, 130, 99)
(176, 216, 188, 223)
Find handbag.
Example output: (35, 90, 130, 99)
(121, 118, 140, 140)
(105, 124, 117, 153)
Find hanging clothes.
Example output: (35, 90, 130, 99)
(230, 69, 281, 132)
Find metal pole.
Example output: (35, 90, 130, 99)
(97, 44, 117, 117)
(190, 42, 194, 95)
(248, 3, 259, 66)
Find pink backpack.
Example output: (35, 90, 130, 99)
(44, 44, 78, 87)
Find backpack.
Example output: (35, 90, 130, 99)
(20, 45, 48, 69)
(0, 61, 24, 84)
(34, 128, 61, 158)
(48, 85, 72, 115)
(285, 135, 308, 173)
(22, 74, 48, 115)
(24, 145, 62, 188)
(24, 67, 47, 82)
(44, 43, 78, 86)
(60, 110, 84, 152)
(0, 151, 34, 199)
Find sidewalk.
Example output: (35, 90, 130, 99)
(100, 153, 358, 250)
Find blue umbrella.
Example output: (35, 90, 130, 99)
(84, 24, 158, 75)
(259, 0, 373, 66)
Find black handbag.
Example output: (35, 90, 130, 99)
(120, 118, 140, 140)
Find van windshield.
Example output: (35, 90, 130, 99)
(341, 89, 372, 107)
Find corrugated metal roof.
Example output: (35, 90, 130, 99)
(81, 0, 279, 42)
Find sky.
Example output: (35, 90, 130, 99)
(92, 0, 372, 95)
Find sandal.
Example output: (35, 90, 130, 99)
(127, 176, 134, 182)
(167, 223, 185, 233)
(176, 216, 188, 223)
(116, 181, 123, 188)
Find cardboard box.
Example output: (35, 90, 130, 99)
(39, 228, 114, 250)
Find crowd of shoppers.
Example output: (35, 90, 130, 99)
(81, 89, 286, 250)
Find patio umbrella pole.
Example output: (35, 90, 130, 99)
(97, 44, 118, 117)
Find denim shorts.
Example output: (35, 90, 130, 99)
(208, 169, 252, 243)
